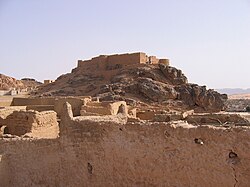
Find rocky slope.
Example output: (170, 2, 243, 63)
(0, 74, 41, 91)
(34, 54, 227, 112)
(21, 78, 42, 89)
(0, 74, 25, 90)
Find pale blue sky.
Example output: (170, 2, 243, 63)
(0, 0, 250, 88)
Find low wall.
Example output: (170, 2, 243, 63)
(11, 97, 84, 117)
(0, 101, 12, 107)
(26, 105, 54, 112)
(81, 101, 127, 116)
(12, 97, 56, 106)
(0, 90, 10, 96)
(0, 96, 14, 107)
(0, 104, 249, 186)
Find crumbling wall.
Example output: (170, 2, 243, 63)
(54, 97, 83, 117)
(0, 107, 27, 136)
(10, 97, 85, 117)
(0, 106, 27, 119)
(0, 103, 249, 186)
(2, 110, 58, 138)
(80, 101, 127, 116)
(44, 80, 54, 84)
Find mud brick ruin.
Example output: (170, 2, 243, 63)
(0, 52, 250, 186)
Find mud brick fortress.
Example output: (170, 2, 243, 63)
(77, 52, 169, 70)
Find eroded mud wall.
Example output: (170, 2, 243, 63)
(0, 121, 249, 187)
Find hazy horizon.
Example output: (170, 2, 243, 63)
(1, 0, 250, 89)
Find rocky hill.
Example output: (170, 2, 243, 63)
(21, 78, 42, 89)
(0, 74, 25, 90)
(0, 74, 41, 91)
(33, 52, 227, 112)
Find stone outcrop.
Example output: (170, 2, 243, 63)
(137, 77, 177, 102)
(175, 84, 228, 112)
(0, 74, 25, 90)
(159, 63, 188, 85)
(0, 74, 41, 92)
(21, 78, 42, 89)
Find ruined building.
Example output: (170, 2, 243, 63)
(77, 52, 169, 69)
(0, 52, 249, 186)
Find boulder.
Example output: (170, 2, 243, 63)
(159, 63, 188, 85)
(175, 84, 228, 112)
(137, 78, 178, 102)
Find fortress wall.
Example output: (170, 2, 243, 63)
(149, 55, 159, 64)
(140, 52, 148, 63)
(77, 56, 108, 69)
(77, 52, 167, 70)
(107, 52, 146, 66)
(77, 59, 91, 67)
(0, 117, 249, 186)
